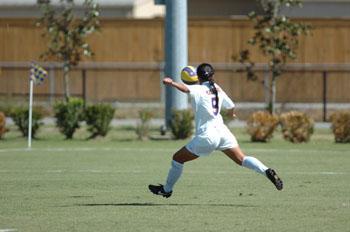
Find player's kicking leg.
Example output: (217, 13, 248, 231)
(222, 146, 283, 191)
(265, 168, 283, 190)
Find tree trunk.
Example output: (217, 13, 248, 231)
(264, 70, 271, 111)
(63, 62, 70, 101)
(270, 75, 276, 115)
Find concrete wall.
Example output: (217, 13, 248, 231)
(281, 2, 350, 18)
(188, 0, 350, 18)
(188, 0, 261, 17)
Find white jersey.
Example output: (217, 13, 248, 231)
(185, 82, 238, 156)
(186, 81, 235, 135)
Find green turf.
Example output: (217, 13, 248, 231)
(0, 126, 349, 232)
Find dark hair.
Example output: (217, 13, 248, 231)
(197, 63, 218, 113)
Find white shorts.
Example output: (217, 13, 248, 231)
(185, 124, 238, 157)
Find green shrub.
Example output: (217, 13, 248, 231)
(54, 98, 84, 139)
(85, 103, 115, 138)
(170, 109, 194, 140)
(0, 103, 49, 117)
(246, 111, 279, 142)
(0, 104, 13, 116)
(9, 107, 43, 138)
(220, 108, 232, 125)
(280, 111, 314, 143)
(135, 109, 153, 140)
(330, 111, 350, 143)
(0, 112, 8, 139)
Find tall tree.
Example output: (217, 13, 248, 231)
(37, 0, 100, 101)
(239, 0, 311, 114)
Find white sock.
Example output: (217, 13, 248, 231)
(164, 160, 183, 193)
(242, 156, 268, 176)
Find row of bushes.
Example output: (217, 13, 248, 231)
(137, 109, 350, 143)
(247, 111, 313, 143)
(0, 104, 349, 143)
(54, 98, 115, 139)
(0, 100, 194, 140)
(246, 111, 350, 143)
(0, 98, 115, 139)
(0, 99, 193, 140)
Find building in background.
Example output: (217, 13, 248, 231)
(133, 0, 164, 18)
(0, 0, 164, 18)
(0, 0, 350, 19)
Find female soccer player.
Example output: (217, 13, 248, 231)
(149, 63, 283, 198)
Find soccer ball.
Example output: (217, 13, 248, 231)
(181, 66, 198, 85)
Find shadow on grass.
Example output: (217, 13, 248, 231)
(66, 202, 256, 208)
(239, 139, 264, 144)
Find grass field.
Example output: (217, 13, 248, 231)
(0, 126, 349, 232)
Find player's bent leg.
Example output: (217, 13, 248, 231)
(148, 146, 198, 198)
(164, 147, 198, 192)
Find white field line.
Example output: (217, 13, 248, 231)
(0, 147, 347, 154)
(0, 169, 143, 174)
(0, 169, 347, 175)
(0, 147, 173, 153)
(0, 229, 17, 232)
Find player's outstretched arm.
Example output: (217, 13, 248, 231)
(163, 77, 190, 93)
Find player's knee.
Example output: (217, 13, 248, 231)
(172, 148, 197, 164)
(172, 153, 184, 164)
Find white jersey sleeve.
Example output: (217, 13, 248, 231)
(185, 84, 202, 97)
(215, 84, 235, 109)
(221, 90, 235, 109)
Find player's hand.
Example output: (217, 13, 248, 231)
(230, 108, 237, 120)
(163, 77, 173, 86)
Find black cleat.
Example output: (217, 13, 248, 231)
(148, 184, 172, 198)
(266, 168, 283, 190)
